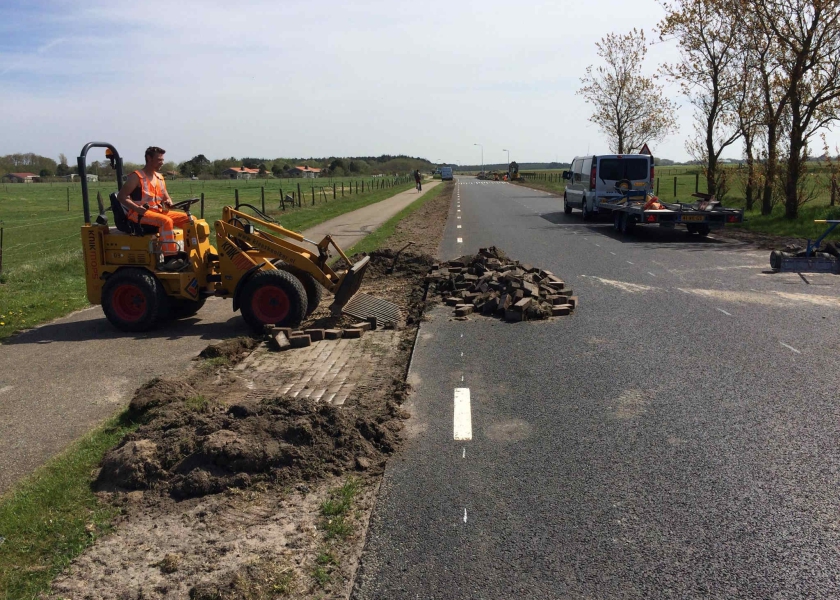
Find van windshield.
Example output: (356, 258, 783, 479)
(599, 158, 648, 180)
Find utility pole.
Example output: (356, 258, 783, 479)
(474, 143, 484, 175)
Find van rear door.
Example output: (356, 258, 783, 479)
(596, 156, 650, 197)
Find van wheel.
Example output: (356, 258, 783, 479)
(581, 201, 591, 221)
(564, 195, 572, 215)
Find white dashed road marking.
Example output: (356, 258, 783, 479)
(627, 261, 634, 265)
(454, 388, 472, 440)
(648, 272, 656, 277)
(457, 237, 463, 243)
(457, 225, 462, 228)
(716, 308, 732, 316)
(780, 342, 801, 354)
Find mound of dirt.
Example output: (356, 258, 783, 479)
(197, 336, 261, 362)
(99, 392, 399, 499)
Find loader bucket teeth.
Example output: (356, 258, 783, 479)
(329, 256, 370, 315)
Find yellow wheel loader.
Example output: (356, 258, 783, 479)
(78, 142, 398, 333)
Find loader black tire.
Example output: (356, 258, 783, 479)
(240, 269, 307, 331)
(272, 261, 324, 316)
(165, 297, 207, 320)
(102, 268, 166, 332)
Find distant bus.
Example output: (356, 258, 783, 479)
(440, 167, 454, 181)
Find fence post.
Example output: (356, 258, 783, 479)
(673, 176, 677, 197)
(355, 181, 358, 194)
(235, 189, 240, 209)
(200, 193, 205, 219)
(342, 182, 344, 197)
(311, 187, 315, 206)
(333, 184, 336, 199)
(67, 187, 70, 211)
(832, 177, 837, 206)
(297, 183, 302, 207)
(261, 186, 265, 213)
(0, 222, 4, 278)
(280, 188, 285, 211)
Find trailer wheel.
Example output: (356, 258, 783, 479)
(695, 224, 710, 237)
(240, 269, 308, 331)
(686, 224, 697, 234)
(102, 268, 166, 332)
(613, 211, 622, 232)
(564, 194, 572, 215)
(619, 213, 635, 235)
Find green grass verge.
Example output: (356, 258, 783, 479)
(0, 178, 415, 342)
(319, 478, 360, 540)
(0, 411, 137, 599)
(345, 182, 450, 256)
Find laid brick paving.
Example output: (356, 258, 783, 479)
(234, 330, 401, 406)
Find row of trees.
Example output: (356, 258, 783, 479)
(177, 154, 434, 179)
(579, 0, 840, 218)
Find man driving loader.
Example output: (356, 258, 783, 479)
(116, 146, 191, 271)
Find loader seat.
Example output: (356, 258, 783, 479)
(109, 192, 158, 235)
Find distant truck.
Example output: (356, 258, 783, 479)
(562, 154, 743, 236)
(440, 167, 454, 181)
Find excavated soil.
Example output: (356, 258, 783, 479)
(47, 182, 455, 600)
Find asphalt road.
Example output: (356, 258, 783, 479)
(352, 178, 840, 599)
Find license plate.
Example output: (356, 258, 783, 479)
(681, 215, 704, 222)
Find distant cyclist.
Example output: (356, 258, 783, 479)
(414, 169, 422, 192)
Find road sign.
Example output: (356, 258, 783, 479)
(639, 143, 652, 156)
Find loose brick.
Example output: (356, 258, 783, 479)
(270, 326, 293, 337)
(552, 304, 571, 316)
(270, 331, 291, 351)
(505, 309, 524, 322)
(304, 329, 325, 342)
(445, 297, 461, 306)
(342, 328, 363, 339)
(351, 321, 372, 332)
(455, 306, 474, 316)
(324, 329, 343, 340)
(514, 297, 533, 311)
(569, 296, 578, 309)
(289, 334, 311, 348)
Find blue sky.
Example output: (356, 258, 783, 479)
(1, 0, 838, 165)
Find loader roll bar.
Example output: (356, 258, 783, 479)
(77, 142, 123, 226)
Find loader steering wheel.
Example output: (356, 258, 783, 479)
(171, 197, 201, 212)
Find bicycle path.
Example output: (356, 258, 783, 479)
(0, 180, 440, 496)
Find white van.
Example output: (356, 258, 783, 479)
(440, 167, 454, 181)
(562, 154, 654, 219)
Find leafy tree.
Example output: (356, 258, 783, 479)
(179, 154, 211, 177)
(752, 0, 840, 218)
(659, 0, 743, 198)
(578, 29, 678, 154)
(39, 168, 52, 177)
(58, 153, 67, 167)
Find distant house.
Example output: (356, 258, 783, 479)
(293, 166, 321, 179)
(4, 172, 40, 183)
(221, 166, 260, 180)
(62, 174, 98, 182)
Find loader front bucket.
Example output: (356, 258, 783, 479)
(329, 256, 371, 315)
(328, 256, 401, 325)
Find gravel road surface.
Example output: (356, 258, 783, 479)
(352, 177, 840, 599)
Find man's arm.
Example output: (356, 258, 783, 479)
(161, 183, 173, 208)
(116, 173, 147, 216)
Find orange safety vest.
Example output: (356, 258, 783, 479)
(131, 170, 167, 208)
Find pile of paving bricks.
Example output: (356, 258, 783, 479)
(267, 322, 374, 351)
(425, 246, 577, 322)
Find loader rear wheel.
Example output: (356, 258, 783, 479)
(240, 269, 307, 331)
(272, 261, 324, 316)
(102, 269, 165, 332)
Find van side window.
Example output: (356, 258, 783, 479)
(582, 158, 592, 188)
(572, 160, 582, 183)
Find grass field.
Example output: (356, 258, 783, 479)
(517, 165, 840, 240)
(0, 176, 412, 341)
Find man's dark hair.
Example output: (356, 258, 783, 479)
(145, 146, 166, 159)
